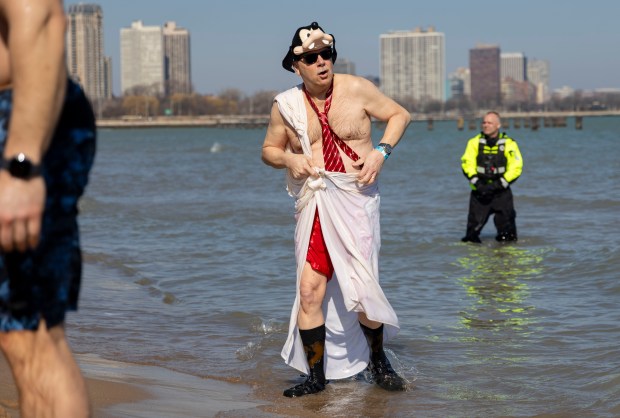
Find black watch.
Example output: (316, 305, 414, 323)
(1, 153, 42, 180)
(377, 143, 393, 156)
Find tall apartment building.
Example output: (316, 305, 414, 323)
(500, 52, 530, 103)
(501, 52, 527, 82)
(448, 67, 471, 99)
(120, 21, 164, 95)
(469, 44, 501, 107)
(527, 59, 551, 104)
(163, 22, 192, 95)
(66, 3, 111, 101)
(333, 58, 356, 75)
(103, 56, 113, 99)
(380, 27, 445, 104)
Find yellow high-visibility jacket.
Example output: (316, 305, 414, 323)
(461, 133, 523, 188)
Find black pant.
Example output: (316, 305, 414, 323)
(463, 188, 517, 242)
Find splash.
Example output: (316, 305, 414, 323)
(210, 142, 222, 153)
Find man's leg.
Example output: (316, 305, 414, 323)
(283, 262, 328, 397)
(462, 193, 491, 243)
(297, 262, 327, 331)
(493, 190, 518, 242)
(358, 313, 407, 391)
(0, 320, 89, 417)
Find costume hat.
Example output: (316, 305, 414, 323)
(282, 21, 337, 72)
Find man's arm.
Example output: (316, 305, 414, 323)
(362, 78, 411, 150)
(460, 138, 482, 191)
(0, 0, 67, 252)
(2, 0, 67, 159)
(461, 138, 479, 179)
(503, 139, 523, 184)
(352, 77, 411, 183)
(261, 101, 316, 180)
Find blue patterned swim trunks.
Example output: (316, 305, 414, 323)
(0, 79, 96, 331)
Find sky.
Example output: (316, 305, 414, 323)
(86, 0, 620, 96)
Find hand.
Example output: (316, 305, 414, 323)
(474, 182, 492, 197)
(285, 154, 317, 180)
(474, 179, 503, 197)
(487, 179, 504, 194)
(0, 171, 46, 252)
(353, 148, 384, 184)
(469, 176, 480, 191)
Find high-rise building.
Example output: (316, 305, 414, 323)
(527, 59, 550, 104)
(163, 22, 192, 95)
(501, 52, 527, 82)
(333, 58, 356, 75)
(448, 67, 471, 99)
(66, 3, 111, 101)
(501, 52, 529, 103)
(120, 21, 164, 95)
(470, 44, 501, 107)
(380, 27, 445, 104)
(103, 56, 113, 99)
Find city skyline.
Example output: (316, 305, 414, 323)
(77, 0, 620, 96)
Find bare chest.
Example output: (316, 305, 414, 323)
(304, 99, 370, 147)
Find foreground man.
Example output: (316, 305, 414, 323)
(262, 22, 411, 397)
(461, 111, 523, 243)
(0, 0, 96, 416)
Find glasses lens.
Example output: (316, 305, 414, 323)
(302, 52, 319, 65)
(302, 49, 332, 65)
(320, 49, 333, 60)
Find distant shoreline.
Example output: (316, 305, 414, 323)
(96, 110, 620, 129)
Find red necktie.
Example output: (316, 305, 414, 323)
(303, 84, 359, 173)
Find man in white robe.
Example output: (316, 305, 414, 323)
(262, 21, 411, 397)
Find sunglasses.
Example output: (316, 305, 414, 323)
(296, 48, 334, 65)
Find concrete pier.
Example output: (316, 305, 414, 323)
(96, 110, 620, 129)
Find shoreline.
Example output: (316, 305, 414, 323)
(0, 354, 146, 417)
(95, 110, 620, 129)
(0, 353, 268, 417)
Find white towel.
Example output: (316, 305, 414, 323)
(275, 85, 399, 380)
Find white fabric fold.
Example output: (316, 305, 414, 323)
(275, 85, 399, 380)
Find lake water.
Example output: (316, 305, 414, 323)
(72, 116, 620, 417)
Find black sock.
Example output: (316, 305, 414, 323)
(360, 323, 385, 361)
(299, 324, 326, 346)
(299, 325, 326, 373)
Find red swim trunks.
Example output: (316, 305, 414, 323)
(306, 211, 334, 281)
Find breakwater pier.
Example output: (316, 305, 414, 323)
(96, 110, 620, 130)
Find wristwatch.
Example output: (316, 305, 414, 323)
(1, 153, 42, 180)
(375, 143, 393, 159)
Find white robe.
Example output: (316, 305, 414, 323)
(275, 85, 400, 380)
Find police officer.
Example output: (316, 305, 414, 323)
(461, 111, 523, 243)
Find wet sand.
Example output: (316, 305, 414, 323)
(0, 353, 268, 417)
(0, 354, 146, 417)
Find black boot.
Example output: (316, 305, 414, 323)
(283, 325, 327, 397)
(461, 234, 482, 243)
(496, 229, 517, 242)
(496, 232, 517, 242)
(360, 323, 407, 391)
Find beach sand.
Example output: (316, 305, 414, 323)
(0, 353, 268, 417)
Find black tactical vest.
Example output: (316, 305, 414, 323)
(476, 135, 508, 182)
